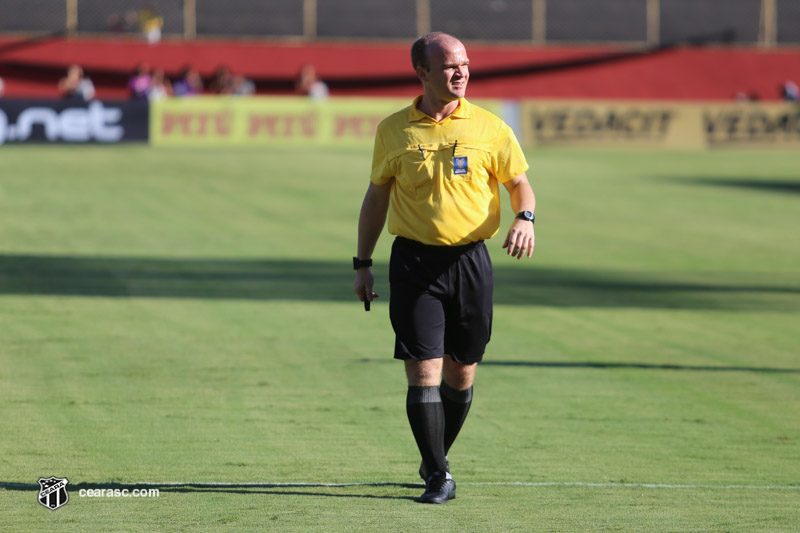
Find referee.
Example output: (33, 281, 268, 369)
(354, 32, 536, 504)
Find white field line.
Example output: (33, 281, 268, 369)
(121, 481, 800, 490)
(468, 482, 800, 490)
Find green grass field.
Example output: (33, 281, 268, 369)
(0, 144, 798, 532)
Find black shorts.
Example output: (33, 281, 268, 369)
(389, 237, 493, 364)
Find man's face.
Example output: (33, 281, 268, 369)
(420, 39, 470, 102)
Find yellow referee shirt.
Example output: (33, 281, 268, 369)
(371, 97, 529, 246)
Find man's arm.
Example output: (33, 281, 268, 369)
(502, 173, 536, 260)
(354, 179, 393, 302)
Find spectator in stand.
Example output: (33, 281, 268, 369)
(125, 9, 139, 31)
(295, 64, 329, 100)
(58, 64, 95, 102)
(231, 74, 255, 96)
(173, 65, 203, 97)
(106, 13, 125, 34)
(734, 91, 760, 103)
(139, 3, 163, 45)
(107, 9, 139, 33)
(128, 63, 152, 100)
(0, 76, 5, 98)
(210, 65, 234, 94)
(782, 81, 798, 102)
(148, 68, 172, 101)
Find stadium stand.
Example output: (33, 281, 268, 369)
(0, 0, 66, 32)
(660, 0, 761, 44)
(1, 0, 795, 44)
(0, 0, 798, 100)
(195, 0, 301, 37)
(427, 0, 533, 42)
(777, 0, 800, 43)
(546, 0, 648, 42)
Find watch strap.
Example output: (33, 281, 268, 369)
(515, 211, 535, 223)
(353, 257, 373, 270)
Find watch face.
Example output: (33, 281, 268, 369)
(524, 211, 533, 219)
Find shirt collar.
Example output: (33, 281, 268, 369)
(408, 96, 471, 123)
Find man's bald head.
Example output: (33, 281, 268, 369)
(411, 32, 463, 72)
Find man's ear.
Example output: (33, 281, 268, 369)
(415, 66, 428, 82)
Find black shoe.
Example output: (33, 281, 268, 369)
(419, 457, 449, 481)
(418, 472, 456, 504)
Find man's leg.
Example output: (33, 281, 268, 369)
(406, 358, 456, 504)
(441, 356, 476, 454)
(405, 359, 449, 477)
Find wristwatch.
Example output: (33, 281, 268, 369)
(515, 210, 535, 224)
(353, 257, 373, 270)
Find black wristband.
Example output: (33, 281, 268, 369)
(353, 257, 373, 270)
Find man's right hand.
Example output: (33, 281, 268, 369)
(354, 268, 378, 303)
(354, 180, 392, 308)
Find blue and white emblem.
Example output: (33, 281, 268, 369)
(453, 156, 468, 175)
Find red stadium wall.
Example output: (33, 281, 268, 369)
(1, 36, 798, 101)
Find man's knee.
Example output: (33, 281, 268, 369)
(405, 358, 444, 387)
(442, 355, 476, 390)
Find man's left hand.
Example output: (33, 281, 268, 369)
(502, 219, 535, 259)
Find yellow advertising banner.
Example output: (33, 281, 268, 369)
(151, 97, 799, 150)
(150, 97, 504, 147)
(701, 104, 800, 148)
(521, 100, 800, 150)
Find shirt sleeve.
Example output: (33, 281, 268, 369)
(369, 128, 393, 185)
(492, 122, 529, 183)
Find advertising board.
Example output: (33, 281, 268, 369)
(0, 100, 149, 145)
(521, 100, 800, 150)
(150, 97, 505, 147)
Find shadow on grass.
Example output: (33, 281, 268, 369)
(358, 359, 800, 374)
(0, 481, 420, 502)
(481, 361, 800, 373)
(660, 177, 800, 195)
(0, 254, 798, 310)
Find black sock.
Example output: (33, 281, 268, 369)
(440, 381, 473, 455)
(406, 386, 448, 476)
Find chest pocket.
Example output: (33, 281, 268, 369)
(390, 142, 493, 194)
(450, 142, 493, 183)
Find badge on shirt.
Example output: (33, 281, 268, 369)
(453, 156, 468, 175)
